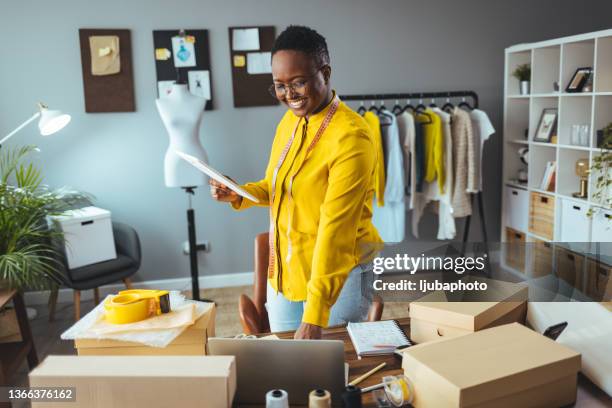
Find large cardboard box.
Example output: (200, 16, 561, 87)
(74, 303, 215, 355)
(409, 279, 527, 343)
(30, 355, 236, 408)
(402, 323, 581, 408)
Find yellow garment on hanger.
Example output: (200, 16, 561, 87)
(363, 111, 386, 206)
(419, 109, 445, 193)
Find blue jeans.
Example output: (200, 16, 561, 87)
(266, 264, 374, 331)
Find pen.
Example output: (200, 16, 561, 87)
(372, 344, 396, 348)
(348, 362, 386, 386)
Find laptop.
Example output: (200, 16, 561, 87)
(207, 338, 346, 406)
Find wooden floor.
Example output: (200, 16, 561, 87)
(9, 286, 411, 392)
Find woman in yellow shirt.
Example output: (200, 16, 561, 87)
(210, 26, 381, 339)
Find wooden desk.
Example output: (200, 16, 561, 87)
(276, 318, 409, 407)
(0, 289, 38, 408)
(276, 318, 611, 408)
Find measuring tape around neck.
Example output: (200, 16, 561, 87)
(267, 96, 341, 286)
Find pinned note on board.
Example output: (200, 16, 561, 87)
(233, 54, 246, 67)
(171, 36, 196, 67)
(155, 48, 171, 61)
(231, 28, 260, 51)
(246, 52, 272, 74)
(188, 70, 211, 100)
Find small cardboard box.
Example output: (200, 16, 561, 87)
(409, 279, 527, 343)
(30, 355, 236, 408)
(402, 323, 581, 408)
(74, 303, 215, 355)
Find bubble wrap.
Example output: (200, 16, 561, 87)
(61, 291, 212, 348)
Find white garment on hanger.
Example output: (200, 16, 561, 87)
(397, 112, 415, 209)
(468, 109, 495, 192)
(410, 109, 456, 240)
(372, 111, 405, 243)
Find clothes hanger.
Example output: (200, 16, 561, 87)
(378, 98, 388, 113)
(428, 97, 438, 108)
(403, 98, 415, 114)
(415, 95, 428, 112)
(415, 96, 433, 124)
(441, 93, 455, 113)
(368, 99, 379, 114)
(457, 96, 474, 111)
(392, 98, 404, 115)
(357, 99, 367, 115)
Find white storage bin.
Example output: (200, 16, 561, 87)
(50, 206, 117, 269)
(560, 199, 591, 243)
(505, 186, 529, 232)
(591, 208, 612, 242)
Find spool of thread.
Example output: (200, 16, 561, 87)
(341, 385, 362, 408)
(309, 389, 331, 408)
(382, 375, 413, 407)
(266, 389, 289, 408)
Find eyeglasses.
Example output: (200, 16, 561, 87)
(268, 66, 326, 99)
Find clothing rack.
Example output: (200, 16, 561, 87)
(340, 90, 479, 108)
(340, 91, 489, 267)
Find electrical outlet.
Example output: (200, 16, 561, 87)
(182, 240, 210, 254)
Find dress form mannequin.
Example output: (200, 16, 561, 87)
(156, 82, 211, 302)
(156, 83, 208, 187)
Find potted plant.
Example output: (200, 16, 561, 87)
(512, 64, 531, 95)
(0, 145, 91, 291)
(588, 125, 611, 219)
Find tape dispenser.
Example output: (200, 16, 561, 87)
(104, 289, 171, 324)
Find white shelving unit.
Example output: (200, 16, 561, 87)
(501, 29, 612, 282)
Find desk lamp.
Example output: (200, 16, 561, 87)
(0, 102, 71, 147)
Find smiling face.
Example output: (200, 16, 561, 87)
(271, 50, 332, 117)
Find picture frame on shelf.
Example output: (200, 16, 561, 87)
(533, 108, 557, 143)
(565, 67, 592, 93)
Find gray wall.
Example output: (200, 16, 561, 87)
(1, 0, 611, 282)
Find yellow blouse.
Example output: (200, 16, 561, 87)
(232, 98, 382, 327)
(420, 109, 445, 193)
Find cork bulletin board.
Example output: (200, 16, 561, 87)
(78, 29, 135, 113)
(228, 26, 278, 108)
(152, 29, 214, 111)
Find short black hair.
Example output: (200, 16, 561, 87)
(271, 25, 330, 66)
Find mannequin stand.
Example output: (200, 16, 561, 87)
(183, 187, 213, 303)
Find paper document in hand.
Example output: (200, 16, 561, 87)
(175, 151, 260, 203)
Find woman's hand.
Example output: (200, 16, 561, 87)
(209, 177, 242, 205)
(294, 322, 322, 339)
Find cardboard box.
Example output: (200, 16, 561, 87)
(402, 323, 581, 408)
(74, 303, 215, 355)
(30, 355, 236, 408)
(409, 279, 527, 344)
(0, 307, 22, 343)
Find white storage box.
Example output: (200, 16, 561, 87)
(591, 208, 612, 242)
(560, 199, 590, 243)
(506, 186, 529, 232)
(50, 206, 116, 269)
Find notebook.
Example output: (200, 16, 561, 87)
(347, 320, 412, 357)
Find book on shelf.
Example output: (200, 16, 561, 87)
(540, 161, 556, 191)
